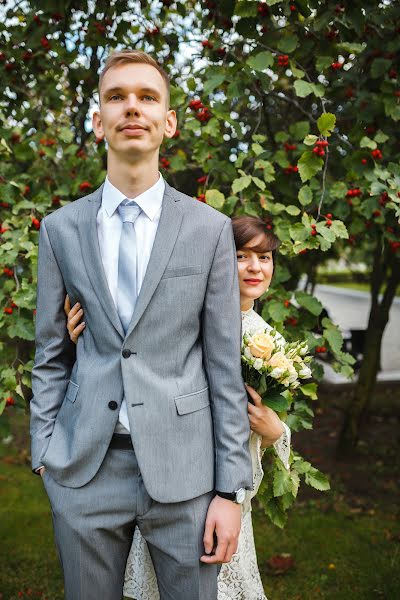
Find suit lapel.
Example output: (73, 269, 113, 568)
(78, 185, 125, 339)
(125, 183, 183, 338)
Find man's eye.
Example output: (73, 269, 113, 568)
(143, 95, 156, 101)
(110, 95, 121, 101)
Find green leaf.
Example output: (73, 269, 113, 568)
(330, 220, 348, 239)
(374, 130, 389, 144)
(337, 42, 366, 54)
(294, 81, 325, 98)
(295, 291, 323, 316)
(232, 175, 251, 194)
(277, 35, 298, 54)
(251, 143, 264, 156)
(317, 113, 336, 137)
(251, 176, 265, 190)
(273, 468, 293, 497)
(267, 300, 287, 322)
(323, 320, 343, 354)
(303, 134, 318, 146)
(247, 51, 274, 72)
(290, 62, 305, 78)
(255, 160, 275, 183)
(300, 383, 318, 400)
(286, 205, 300, 216)
(316, 55, 334, 71)
(294, 80, 314, 98)
(0, 399, 6, 416)
(305, 467, 330, 491)
(360, 136, 377, 150)
(297, 151, 324, 183)
(264, 392, 291, 412)
(203, 73, 226, 95)
(7, 318, 35, 341)
(205, 189, 225, 209)
(289, 120, 310, 140)
(298, 185, 313, 205)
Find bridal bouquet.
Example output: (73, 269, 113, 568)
(241, 329, 313, 412)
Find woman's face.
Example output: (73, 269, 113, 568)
(236, 233, 274, 309)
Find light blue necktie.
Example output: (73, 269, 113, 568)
(117, 200, 141, 333)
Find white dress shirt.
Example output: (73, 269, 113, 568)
(97, 174, 165, 432)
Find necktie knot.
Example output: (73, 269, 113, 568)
(118, 201, 141, 224)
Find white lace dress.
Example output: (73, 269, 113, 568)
(123, 307, 291, 600)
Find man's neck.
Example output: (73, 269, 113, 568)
(107, 152, 160, 199)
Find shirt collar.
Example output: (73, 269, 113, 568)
(102, 173, 165, 221)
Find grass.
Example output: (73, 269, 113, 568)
(0, 458, 399, 600)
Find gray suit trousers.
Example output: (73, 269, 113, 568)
(43, 446, 217, 600)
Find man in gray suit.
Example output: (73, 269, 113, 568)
(30, 49, 252, 600)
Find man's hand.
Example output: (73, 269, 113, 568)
(200, 495, 241, 564)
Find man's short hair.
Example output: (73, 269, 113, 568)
(98, 49, 170, 103)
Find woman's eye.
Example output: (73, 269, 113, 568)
(236, 254, 246, 260)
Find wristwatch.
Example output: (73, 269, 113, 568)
(216, 488, 246, 504)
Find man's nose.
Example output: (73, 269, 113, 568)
(125, 94, 140, 115)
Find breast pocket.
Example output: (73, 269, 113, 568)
(174, 387, 210, 415)
(162, 265, 203, 279)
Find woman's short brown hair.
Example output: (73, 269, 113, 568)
(231, 215, 280, 253)
(98, 49, 170, 103)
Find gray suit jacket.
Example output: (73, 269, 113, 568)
(30, 182, 252, 502)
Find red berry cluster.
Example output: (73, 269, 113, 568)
(312, 139, 328, 157)
(315, 346, 327, 353)
(257, 2, 269, 17)
(4, 307, 13, 314)
(201, 40, 214, 49)
(52, 196, 61, 206)
(216, 48, 226, 58)
(0, 224, 9, 234)
(346, 188, 362, 198)
(79, 181, 92, 192)
(5, 396, 15, 406)
(310, 223, 317, 236)
(160, 157, 170, 169)
(284, 142, 297, 152)
(331, 61, 343, 69)
(3, 267, 14, 277)
(188, 98, 211, 123)
(0, 201, 10, 207)
(197, 175, 207, 184)
(371, 149, 383, 160)
(390, 241, 400, 252)
(286, 317, 298, 327)
(284, 165, 298, 174)
(189, 99, 204, 110)
(372, 210, 381, 218)
(40, 37, 51, 50)
(379, 192, 389, 207)
(284, 300, 290, 308)
(278, 54, 289, 67)
(146, 27, 159, 36)
(197, 193, 206, 203)
(40, 138, 56, 146)
(325, 28, 339, 40)
(94, 22, 106, 34)
(290, 4, 296, 12)
(31, 217, 40, 230)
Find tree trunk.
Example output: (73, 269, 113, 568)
(337, 243, 400, 457)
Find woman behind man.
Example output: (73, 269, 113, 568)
(65, 214, 291, 600)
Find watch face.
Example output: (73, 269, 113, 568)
(236, 488, 246, 504)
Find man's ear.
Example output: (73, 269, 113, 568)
(92, 110, 105, 140)
(163, 109, 177, 139)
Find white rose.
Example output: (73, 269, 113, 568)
(244, 346, 252, 360)
(300, 345, 309, 356)
(253, 358, 264, 371)
(270, 367, 285, 379)
(299, 366, 312, 379)
(248, 332, 275, 360)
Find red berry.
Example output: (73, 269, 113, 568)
(6, 396, 15, 406)
(284, 300, 290, 307)
(373, 210, 381, 218)
(371, 149, 382, 160)
(326, 213, 332, 218)
(197, 193, 206, 203)
(31, 217, 40, 230)
(361, 158, 367, 165)
(197, 175, 207, 184)
(326, 219, 332, 227)
(79, 181, 92, 191)
(4, 307, 13, 314)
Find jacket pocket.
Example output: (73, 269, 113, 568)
(65, 380, 79, 403)
(174, 387, 210, 415)
(162, 265, 203, 279)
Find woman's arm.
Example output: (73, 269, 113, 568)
(246, 384, 285, 448)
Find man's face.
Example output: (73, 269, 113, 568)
(93, 62, 176, 160)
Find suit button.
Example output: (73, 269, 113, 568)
(122, 349, 132, 358)
(108, 401, 118, 411)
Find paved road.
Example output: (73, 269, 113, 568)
(313, 285, 400, 373)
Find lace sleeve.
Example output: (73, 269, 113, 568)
(273, 421, 291, 469)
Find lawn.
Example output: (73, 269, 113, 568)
(1, 406, 399, 600)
